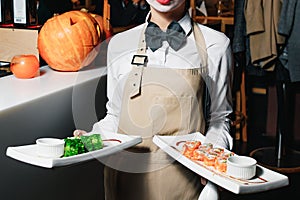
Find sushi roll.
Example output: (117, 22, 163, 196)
(182, 140, 201, 158)
(192, 149, 206, 161)
(215, 157, 227, 172)
(204, 153, 217, 167)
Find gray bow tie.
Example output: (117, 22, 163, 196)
(145, 21, 186, 52)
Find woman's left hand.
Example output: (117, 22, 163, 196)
(198, 180, 220, 200)
(73, 129, 87, 137)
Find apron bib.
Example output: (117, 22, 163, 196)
(104, 22, 208, 200)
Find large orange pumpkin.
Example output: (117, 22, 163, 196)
(38, 11, 106, 72)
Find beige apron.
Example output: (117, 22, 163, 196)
(104, 22, 208, 200)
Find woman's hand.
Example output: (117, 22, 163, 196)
(73, 129, 87, 137)
(201, 177, 223, 191)
(201, 177, 207, 185)
(198, 181, 219, 200)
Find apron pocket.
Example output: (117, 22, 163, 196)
(152, 95, 192, 135)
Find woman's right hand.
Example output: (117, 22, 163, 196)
(73, 129, 87, 137)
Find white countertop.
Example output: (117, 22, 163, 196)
(0, 65, 107, 112)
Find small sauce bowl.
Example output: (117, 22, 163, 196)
(36, 138, 65, 158)
(226, 156, 257, 179)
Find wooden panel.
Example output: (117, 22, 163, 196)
(193, 16, 234, 33)
(0, 28, 39, 62)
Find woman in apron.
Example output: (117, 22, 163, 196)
(74, 0, 233, 199)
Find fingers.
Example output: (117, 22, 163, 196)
(73, 129, 87, 137)
(200, 177, 223, 191)
(200, 177, 207, 185)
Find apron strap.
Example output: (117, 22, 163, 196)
(128, 26, 147, 98)
(193, 22, 208, 70)
(131, 25, 148, 66)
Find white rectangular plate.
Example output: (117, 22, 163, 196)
(153, 132, 289, 194)
(6, 132, 142, 168)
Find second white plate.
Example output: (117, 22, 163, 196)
(6, 132, 142, 168)
(153, 132, 289, 194)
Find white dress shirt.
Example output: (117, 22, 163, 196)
(91, 12, 234, 150)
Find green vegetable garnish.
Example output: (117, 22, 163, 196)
(63, 134, 103, 157)
(81, 134, 103, 152)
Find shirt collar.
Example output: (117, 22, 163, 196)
(178, 12, 193, 37)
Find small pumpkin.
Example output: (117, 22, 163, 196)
(38, 11, 106, 72)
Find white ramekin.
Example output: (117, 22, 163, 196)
(226, 156, 257, 179)
(36, 138, 65, 158)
